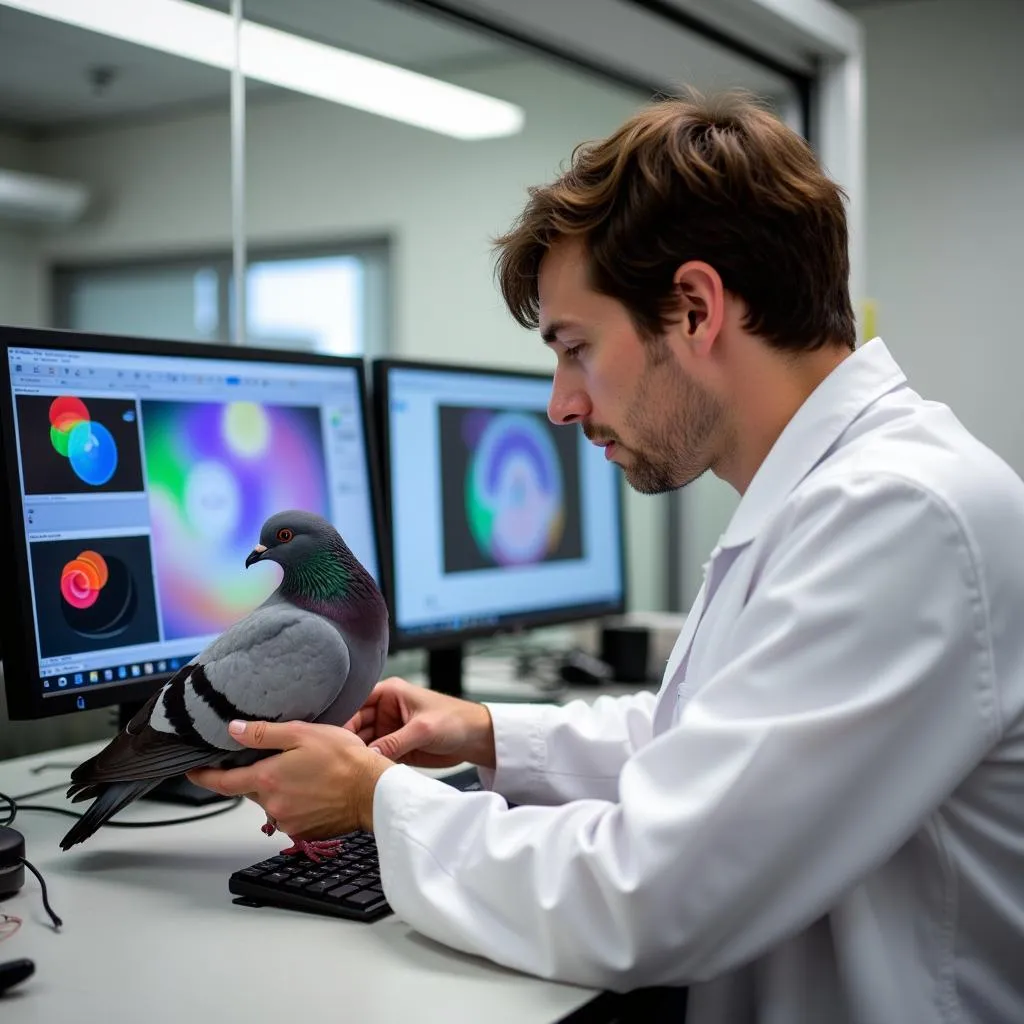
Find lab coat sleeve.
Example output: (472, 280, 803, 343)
(372, 473, 1004, 991)
(477, 689, 658, 804)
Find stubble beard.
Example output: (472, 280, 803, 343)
(620, 349, 723, 496)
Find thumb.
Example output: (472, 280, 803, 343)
(369, 717, 432, 762)
(228, 719, 300, 750)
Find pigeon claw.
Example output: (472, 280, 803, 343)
(279, 838, 345, 863)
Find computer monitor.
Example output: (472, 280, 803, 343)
(0, 325, 383, 724)
(374, 358, 626, 697)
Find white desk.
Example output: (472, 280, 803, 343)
(0, 741, 603, 1024)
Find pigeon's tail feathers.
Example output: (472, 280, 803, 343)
(59, 779, 160, 851)
(67, 726, 219, 796)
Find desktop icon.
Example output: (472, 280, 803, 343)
(42, 678, 51, 689)
(169, 658, 180, 670)
(144, 662, 154, 675)
(103, 668, 114, 681)
(76, 696, 86, 710)
(73, 672, 84, 685)
(157, 660, 167, 672)
(130, 664, 141, 677)
(117, 666, 127, 679)
(89, 670, 99, 683)
(57, 676, 68, 687)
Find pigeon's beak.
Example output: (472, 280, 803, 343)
(245, 544, 268, 569)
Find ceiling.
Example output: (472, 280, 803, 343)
(0, 0, 512, 132)
(830, 0, 938, 8)
(0, 0, 802, 135)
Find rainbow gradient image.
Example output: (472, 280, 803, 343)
(465, 411, 565, 566)
(49, 396, 119, 486)
(141, 400, 329, 639)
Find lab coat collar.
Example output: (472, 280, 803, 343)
(717, 338, 907, 551)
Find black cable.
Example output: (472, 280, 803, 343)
(2, 786, 243, 829)
(1, 784, 241, 939)
(19, 859, 61, 931)
(14, 800, 243, 829)
(9, 782, 68, 802)
(29, 762, 80, 775)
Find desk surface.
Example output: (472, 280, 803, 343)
(0, 741, 599, 1024)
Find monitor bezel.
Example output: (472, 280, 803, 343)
(372, 356, 627, 653)
(0, 324, 385, 720)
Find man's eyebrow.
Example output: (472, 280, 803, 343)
(541, 319, 578, 345)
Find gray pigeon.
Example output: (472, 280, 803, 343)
(59, 509, 389, 852)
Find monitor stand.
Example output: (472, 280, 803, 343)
(117, 702, 232, 806)
(426, 643, 565, 704)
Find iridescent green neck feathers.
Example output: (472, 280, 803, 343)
(281, 549, 352, 604)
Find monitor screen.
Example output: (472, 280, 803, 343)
(376, 360, 625, 649)
(0, 326, 381, 719)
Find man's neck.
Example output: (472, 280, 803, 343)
(715, 342, 852, 494)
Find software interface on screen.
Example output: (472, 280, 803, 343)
(7, 344, 378, 702)
(385, 366, 624, 637)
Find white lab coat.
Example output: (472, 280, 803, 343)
(374, 339, 1024, 1023)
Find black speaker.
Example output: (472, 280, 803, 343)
(600, 625, 650, 683)
(0, 827, 25, 900)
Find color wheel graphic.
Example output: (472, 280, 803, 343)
(61, 550, 108, 608)
(48, 396, 119, 486)
(465, 412, 565, 566)
(59, 548, 137, 638)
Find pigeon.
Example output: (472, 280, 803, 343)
(59, 509, 389, 855)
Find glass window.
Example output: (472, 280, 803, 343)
(53, 243, 388, 355)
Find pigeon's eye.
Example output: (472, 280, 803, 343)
(276, 528, 294, 543)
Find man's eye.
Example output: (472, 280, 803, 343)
(564, 344, 585, 360)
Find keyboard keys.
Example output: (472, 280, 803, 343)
(326, 883, 360, 900)
(228, 830, 393, 922)
(344, 890, 384, 907)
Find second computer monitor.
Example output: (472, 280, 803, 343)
(376, 359, 625, 693)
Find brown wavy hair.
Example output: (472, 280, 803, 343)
(494, 91, 855, 352)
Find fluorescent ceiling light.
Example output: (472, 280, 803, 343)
(0, 0, 525, 140)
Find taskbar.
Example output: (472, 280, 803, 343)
(40, 653, 196, 697)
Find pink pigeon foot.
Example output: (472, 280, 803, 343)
(279, 838, 345, 863)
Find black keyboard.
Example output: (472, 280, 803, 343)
(228, 767, 484, 922)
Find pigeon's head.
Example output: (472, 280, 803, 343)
(246, 510, 342, 571)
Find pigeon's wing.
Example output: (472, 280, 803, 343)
(68, 605, 350, 793)
(313, 629, 388, 729)
(67, 679, 223, 798)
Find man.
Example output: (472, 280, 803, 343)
(191, 93, 1024, 1022)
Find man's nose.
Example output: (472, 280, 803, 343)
(548, 372, 590, 425)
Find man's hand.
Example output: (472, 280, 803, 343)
(346, 677, 496, 770)
(188, 719, 394, 837)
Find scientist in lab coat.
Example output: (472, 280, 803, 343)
(191, 92, 1024, 1022)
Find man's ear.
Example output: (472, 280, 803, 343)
(672, 261, 725, 354)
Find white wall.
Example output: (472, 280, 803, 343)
(860, 0, 1024, 474)
(0, 129, 43, 326)
(0, 224, 39, 325)
(673, 0, 1024, 605)
(24, 57, 668, 611)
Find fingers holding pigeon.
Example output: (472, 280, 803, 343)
(189, 719, 394, 836)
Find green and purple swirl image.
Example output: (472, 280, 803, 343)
(465, 411, 565, 565)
